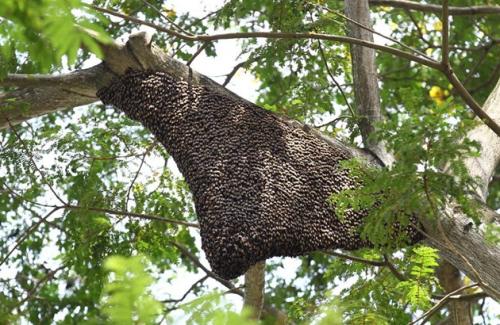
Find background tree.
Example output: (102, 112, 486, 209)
(0, 0, 499, 324)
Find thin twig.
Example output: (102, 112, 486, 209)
(170, 241, 240, 294)
(6, 119, 67, 205)
(314, 115, 352, 128)
(441, 0, 450, 67)
(368, 0, 500, 16)
(66, 205, 199, 228)
(186, 42, 210, 66)
(408, 283, 479, 325)
(0, 182, 58, 208)
(383, 254, 407, 281)
(15, 265, 66, 309)
(125, 142, 156, 210)
(462, 45, 494, 86)
(405, 9, 433, 47)
(317, 3, 431, 59)
(0, 207, 62, 267)
(162, 275, 209, 303)
(222, 56, 259, 87)
(432, 291, 487, 301)
(470, 63, 500, 94)
(316, 40, 355, 117)
(140, 0, 193, 36)
(323, 250, 385, 266)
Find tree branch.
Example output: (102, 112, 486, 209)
(66, 205, 199, 228)
(462, 78, 500, 201)
(316, 40, 355, 118)
(324, 250, 385, 267)
(87, 4, 441, 70)
(368, 0, 500, 16)
(6, 6, 499, 137)
(441, 1, 450, 67)
(0, 66, 102, 129)
(243, 261, 265, 320)
(318, 3, 431, 59)
(345, 0, 393, 165)
(162, 275, 208, 304)
(409, 283, 479, 325)
(87, 4, 500, 139)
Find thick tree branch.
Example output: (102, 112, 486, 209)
(368, 0, 500, 16)
(2, 31, 499, 302)
(345, 0, 393, 165)
(0, 66, 103, 129)
(243, 261, 265, 320)
(462, 79, 500, 201)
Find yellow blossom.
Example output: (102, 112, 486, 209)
(429, 86, 446, 105)
(434, 20, 443, 31)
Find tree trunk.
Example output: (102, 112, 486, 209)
(437, 260, 473, 324)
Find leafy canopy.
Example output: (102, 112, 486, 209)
(0, 0, 498, 324)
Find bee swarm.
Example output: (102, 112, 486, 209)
(97, 71, 421, 279)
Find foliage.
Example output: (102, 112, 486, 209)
(0, 0, 498, 324)
(99, 255, 161, 324)
(178, 292, 258, 325)
(0, 0, 111, 77)
(330, 99, 481, 246)
(396, 246, 439, 311)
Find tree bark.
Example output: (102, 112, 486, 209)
(437, 260, 473, 325)
(243, 261, 265, 320)
(0, 66, 102, 129)
(462, 79, 500, 201)
(1, 31, 499, 301)
(345, 0, 393, 166)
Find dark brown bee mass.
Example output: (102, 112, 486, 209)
(97, 71, 420, 280)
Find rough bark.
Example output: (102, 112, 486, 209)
(462, 79, 500, 201)
(345, 0, 499, 303)
(437, 260, 473, 325)
(0, 66, 102, 129)
(243, 261, 265, 320)
(345, 0, 393, 166)
(422, 78, 500, 301)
